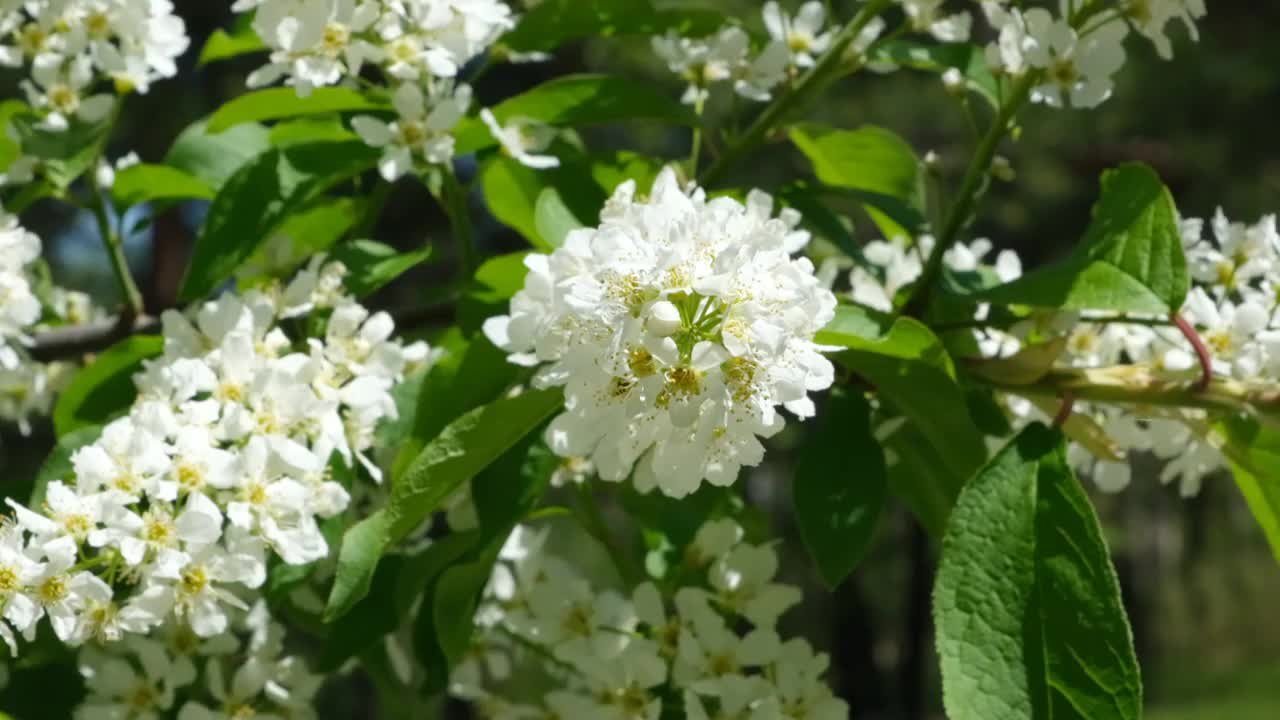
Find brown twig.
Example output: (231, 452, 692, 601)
(28, 314, 157, 362)
(1171, 312, 1213, 392)
(1052, 391, 1076, 428)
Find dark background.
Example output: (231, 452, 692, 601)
(3, 1, 1280, 717)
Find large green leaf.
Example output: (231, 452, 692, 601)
(414, 438, 556, 690)
(198, 26, 266, 66)
(479, 155, 606, 251)
(390, 332, 523, 480)
(456, 75, 700, 154)
(793, 390, 886, 587)
(53, 336, 163, 438)
(207, 87, 389, 134)
(179, 140, 379, 301)
(934, 424, 1142, 720)
(111, 164, 215, 207)
(240, 198, 364, 281)
(329, 239, 432, 297)
(1217, 415, 1280, 563)
(818, 305, 988, 482)
(501, 0, 723, 53)
(976, 163, 1188, 315)
(165, 121, 272, 189)
(883, 422, 965, 539)
(789, 123, 925, 240)
(325, 388, 563, 621)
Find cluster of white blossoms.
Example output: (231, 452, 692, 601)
(242, 0, 514, 96)
(0, 205, 100, 433)
(484, 168, 837, 498)
(452, 519, 847, 720)
(841, 207, 1280, 498)
(0, 0, 188, 131)
(976, 0, 1206, 109)
(74, 601, 321, 719)
(0, 258, 428, 654)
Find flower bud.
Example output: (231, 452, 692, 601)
(941, 68, 965, 95)
(646, 300, 682, 337)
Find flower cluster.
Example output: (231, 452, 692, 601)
(484, 168, 837, 498)
(0, 205, 101, 433)
(0, 0, 188, 131)
(654, 2, 858, 106)
(74, 601, 321, 719)
(453, 518, 846, 720)
(977, 0, 1206, 109)
(840, 208, 1277, 497)
(0, 259, 427, 653)
(243, 0, 514, 96)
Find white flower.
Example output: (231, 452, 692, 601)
(249, 0, 383, 96)
(485, 168, 836, 496)
(480, 109, 560, 169)
(902, 0, 972, 42)
(762, 2, 832, 69)
(76, 638, 182, 720)
(352, 82, 470, 180)
(1024, 13, 1129, 109)
(1121, 0, 1206, 59)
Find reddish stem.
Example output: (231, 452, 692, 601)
(1171, 312, 1213, 392)
(1052, 391, 1076, 429)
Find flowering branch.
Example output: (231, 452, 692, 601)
(975, 365, 1280, 423)
(902, 72, 1038, 317)
(698, 0, 894, 187)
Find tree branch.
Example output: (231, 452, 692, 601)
(698, 0, 894, 187)
(28, 315, 158, 362)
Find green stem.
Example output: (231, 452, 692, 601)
(698, 0, 894, 187)
(87, 140, 144, 319)
(689, 96, 706, 178)
(902, 71, 1039, 318)
(573, 482, 643, 588)
(352, 180, 392, 240)
(980, 366, 1280, 422)
(439, 169, 476, 278)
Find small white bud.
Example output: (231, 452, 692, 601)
(941, 68, 965, 95)
(991, 155, 1016, 183)
(646, 300, 682, 337)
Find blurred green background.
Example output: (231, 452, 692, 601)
(3, 1, 1280, 718)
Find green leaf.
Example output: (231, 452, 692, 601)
(390, 332, 521, 480)
(53, 336, 163, 438)
(207, 87, 389, 134)
(777, 183, 866, 265)
(240, 198, 364, 281)
(872, 41, 1000, 108)
(589, 151, 665, 194)
(883, 422, 965, 539)
(534, 186, 587, 248)
(790, 123, 922, 201)
(793, 391, 886, 587)
(819, 305, 987, 483)
(30, 426, 102, 509)
(502, 0, 724, 53)
(976, 163, 1188, 315)
(934, 424, 1142, 720)
(329, 239, 432, 297)
(198, 27, 266, 66)
(110, 164, 215, 207)
(457, 252, 532, 335)
(325, 388, 563, 621)
(268, 117, 359, 147)
(179, 140, 379, 301)
(479, 155, 606, 251)
(1217, 415, 1280, 563)
(0, 100, 29, 171)
(11, 113, 111, 189)
(165, 121, 272, 189)
(456, 75, 700, 154)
